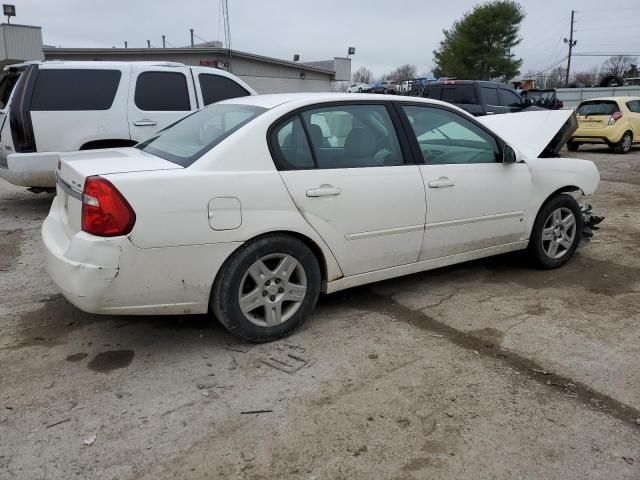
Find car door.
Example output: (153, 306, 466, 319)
(481, 86, 508, 115)
(272, 102, 427, 276)
(398, 104, 532, 261)
(625, 100, 640, 137)
(128, 65, 197, 141)
(499, 88, 525, 113)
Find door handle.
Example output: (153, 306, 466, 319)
(306, 185, 341, 197)
(133, 119, 158, 127)
(428, 177, 455, 188)
(486, 111, 495, 115)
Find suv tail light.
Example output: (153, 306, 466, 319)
(608, 111, 623, 125)
(81, 176, 136, 237)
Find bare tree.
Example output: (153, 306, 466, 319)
(543, 67, 567, 89)
(352, 66, 374, 84)
(573, 67, 600, 87)
(601, 55, 638, 78)
(391, 64, 418, 83)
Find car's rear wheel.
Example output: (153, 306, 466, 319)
(566, 140, 580, 151)
(528, 194, 583, 269)
(211, 235, 321, 342)
(613, 131, 632, 154)
(358, 87, 363, 92)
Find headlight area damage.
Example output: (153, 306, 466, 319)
(579, 203, 604, 248)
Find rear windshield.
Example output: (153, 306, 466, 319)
(136, 103, 266, 167)
(576, 101, 618, 116)
(441, 85, 478, 105)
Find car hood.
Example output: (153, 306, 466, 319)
(477, 109, 577, 158)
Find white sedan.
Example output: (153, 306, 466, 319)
(43, 93, 601, 342)
(347, 82, 370, 93)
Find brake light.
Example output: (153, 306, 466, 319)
(81, 176, 136, 237)
(608, 111, 623, 125)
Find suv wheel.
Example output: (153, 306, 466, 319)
(528, 194, 583, 269)
(212, 235, 321, 342)
(566, 140, 580, 152)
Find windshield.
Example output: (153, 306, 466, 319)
(137, 103, 266, 167)
(576, 101, 618, 117)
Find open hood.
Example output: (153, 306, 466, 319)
(477, 109, 577, 159)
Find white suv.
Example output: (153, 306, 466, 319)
(0, 61, 255, 189)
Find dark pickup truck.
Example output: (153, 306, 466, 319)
(422, 80, 531, 116)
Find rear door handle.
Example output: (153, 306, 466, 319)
(428, 177, 455, 188)
(306, 185, 341, 197)
(133, 119, 158, 127)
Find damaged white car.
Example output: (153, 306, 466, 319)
(42, 93, 602, 342)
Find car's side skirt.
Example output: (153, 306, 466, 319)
(324, 241, 529, 294)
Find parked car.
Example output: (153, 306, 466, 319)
(408, 77, 437, 96)
(422, 80, 529, 116)
(347, 82, 371, 93)
(43, 93, 601, 342)
(568, 97, 640, 154)
(0, 60, 255, 189)
(370, 80, 397, 94)
(521, 89, 563, 110)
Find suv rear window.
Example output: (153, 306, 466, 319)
(576, 101, 619, 116)
(30, 69, 121, 111)
(422, 85, 442, 100)
(198, 74, 250, 106)
(441, 85, 477, 104)
(136, 103, 266, 167)
(135, 71, 191, 111)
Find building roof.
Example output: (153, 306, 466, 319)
(42, 46, 338, 75)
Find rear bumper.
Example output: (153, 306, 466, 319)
(42, 196, 242, 315)
(571, 125, 626, 145)
(0, 152, 59, 187)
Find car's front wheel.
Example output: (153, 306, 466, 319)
(528, 194, 583, 269)
(613, 131, 632, 154)
(212, 235, 321, 342)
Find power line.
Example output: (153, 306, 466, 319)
(526, 55, 569, 77)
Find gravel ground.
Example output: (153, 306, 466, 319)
(1, 145, 639, 479)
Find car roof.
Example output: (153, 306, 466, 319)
(579, 96, 640, 102)
(429, 80, 513, 88)
(7, 60, 187, 69)
(218, 92, 469, 112)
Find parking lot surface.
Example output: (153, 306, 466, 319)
(1, 145, 639, 479)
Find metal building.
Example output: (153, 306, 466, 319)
(43, 46, 351, 93)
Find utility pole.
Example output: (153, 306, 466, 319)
(190, 28, 194, 47)
(162, 35, 166, 48)
(564, 10, 577, 87)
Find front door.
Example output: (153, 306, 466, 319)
(128, 65, 197, 142)
(398, 104, 532, 260)
(272, 103, 426, 276)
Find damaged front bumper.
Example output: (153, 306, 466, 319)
(579, 203, 604, 248)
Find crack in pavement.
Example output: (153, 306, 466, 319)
(365, 288, 640, 429)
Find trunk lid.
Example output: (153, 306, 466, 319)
(477, 109, 577, 158)
(55, 147, 181, 236)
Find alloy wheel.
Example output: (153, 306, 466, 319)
(238, 253, 308, 327)
(541, 207, 577, 259)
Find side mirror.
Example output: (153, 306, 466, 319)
(503, 144, 518, 164)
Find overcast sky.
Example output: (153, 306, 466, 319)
(14, 0, 640, 78)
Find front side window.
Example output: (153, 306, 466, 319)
(135, 71, 190, 111)
(402, 105, 500, 164)
(499, 89, 523, 107)
(30, 69, 121, 111)
(198, 74, 250, 106)
(137, 103, 266, 167)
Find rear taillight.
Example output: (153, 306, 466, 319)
(81, 176, 136, 237)
(608, 111, 623, 125)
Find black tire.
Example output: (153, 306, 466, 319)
(211, 234, 321, 342)
(358, 87, 363, 93)
(566, 140, 580, 152)
(528, 194, 583, 269)
(613, 131, 632, 154)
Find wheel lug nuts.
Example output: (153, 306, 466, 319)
(262, 291, 267, 297)
(265, 280, 270, 286)
(275, 279, 280, 284)
(270, 295, 276, 301)
(279, 287, 284, 293)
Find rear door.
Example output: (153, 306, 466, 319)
(481, 86, 508, 115)
(625, 100, 640, 137)
(272, 102, 427, 276)
(191, 67, 252, 107)
(441, 84, 484, 116)
(398, 103, 531, 260)
(128, 65, 196, 141)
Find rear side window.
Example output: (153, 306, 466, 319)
(198, 74, 250, 106)
(441, 85, 477, 104)
(30, 69, 121, 111)
(136, 103, 265, 167)
(272, 116, 315, 169)
(576, 101, 619, 116)
(626, 100, 640, 113)
(482, 87, 500, 106)
(135, 72, 190, 111)
(499, 89, 522, 107)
